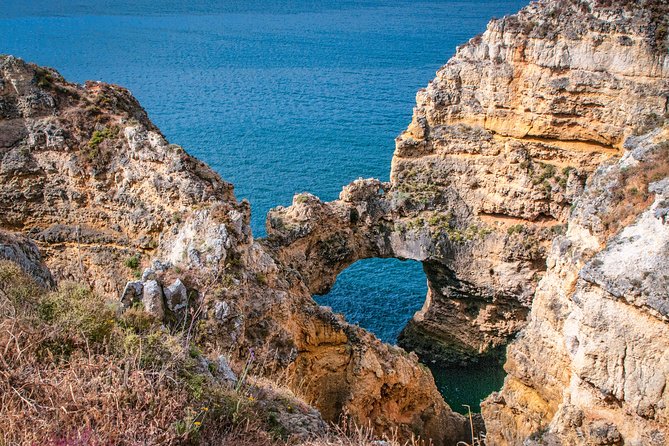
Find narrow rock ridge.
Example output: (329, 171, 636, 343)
(0, 56, 466, 444)
(266, 0, 669, 367)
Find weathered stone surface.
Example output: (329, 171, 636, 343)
(0, 229, 54, 288)
(3, 0, 666, 442)
(0, 54, 239, 296)
(214, 355, 237, 384)
(120, 280, 143, 308)
(482, 131, 669, 445)
(265, 0, 669, 369)
(0, 56, 467, 444)
(141, 279, 164, 319)
(163, 278, 188, 314)
(265, 1, 669, 443)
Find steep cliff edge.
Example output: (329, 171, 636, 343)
(0, 56, 466, 444)
(482, 129, 669, 445)
(266, 0, 669, 367)
(2, 0, 668, 443)
(266, 0, 669, 443)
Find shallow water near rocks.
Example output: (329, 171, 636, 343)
(2, 0, 525, 413)
(316, 258, 506, 413)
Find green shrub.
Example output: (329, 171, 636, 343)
(87, 126, 119, 150)
(124, 254, 140, 270)
(39, 283, 116, 344)
(0, 260, 43, 314)
(507, 224, 525, 235)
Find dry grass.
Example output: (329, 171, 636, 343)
(301, 421, 428, 446)
(0, 261, 433, 446)
(600, 140, 669, 237)
(0, 260, 276, 446)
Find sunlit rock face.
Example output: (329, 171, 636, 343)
(266, 0, 669, 370)
(2, 0, 668, 442)
(482, 129, 669, 446)
(0, 56, 468, 445)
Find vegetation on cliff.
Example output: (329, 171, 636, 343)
(1, 260, 440, 446)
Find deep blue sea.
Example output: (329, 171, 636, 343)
(1, 0, 527, 412)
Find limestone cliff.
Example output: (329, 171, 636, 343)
(266, 0, 669, 444)
(266, 0, 669, 369)
(0, 56, 466, 444)
(482, 129, 669, 445)
(2, 0, 669, 443)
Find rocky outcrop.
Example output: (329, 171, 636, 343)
(264, 1, 669, 442)
(0, 229, 54, 288)
(265, 178, 532, 365)
(482, 129, 669, 445)
(266, 0, 669, 367)
(0, 56, 466, 444)
(0, 55, 242, 295)
(2, 0, 668, 443)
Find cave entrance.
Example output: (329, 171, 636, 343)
(315, 257, 506, 414)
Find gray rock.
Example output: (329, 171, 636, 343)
(164, 278, 188, 313)
(0, 230, 55, 288)
(588, 421, 622, 445)
(141, 267, 156, 281)
(142, 279, 164, 319)
(120, 281, 143, 308)
(215, 355, 237, 384)
(214, 300, 231, 321)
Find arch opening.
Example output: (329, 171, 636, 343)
(315, 257, 506, 413)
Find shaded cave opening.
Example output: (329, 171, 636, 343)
(314, 257, 506, 414)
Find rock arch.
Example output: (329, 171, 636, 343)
(263, 178, 537, 364)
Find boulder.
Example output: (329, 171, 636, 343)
(164, 278, 188, 314)
(142, 279, 164, 319)
(120, 281, 143, 308)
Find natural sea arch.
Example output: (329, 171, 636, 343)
(314, 257, 505, 413)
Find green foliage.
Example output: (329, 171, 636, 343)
(34, 68, 54, 89)
(0, 261, 43, 313)
(122, 329, 184, 368)
(184, 372, 208, 400)
(38, 282, 116, 344)
(293, 193, 310, 204)
(255, 272, 267, 285)
(87, 126, 119, 150)
(426, 213, 491, 243)
(118, 305, 158, 334)
(532, 163, 557, 186)
(124, 254, 140, 270)
(507, 224, 526, 235)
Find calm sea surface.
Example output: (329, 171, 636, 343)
(1, 0, 527, 412)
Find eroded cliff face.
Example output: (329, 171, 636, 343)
(266, 0, 669, 368)
(0, 56, 243, 294)
(482, 129, 669, 445)
(2, 0, 668, 443)
(0, 56, 466, 445)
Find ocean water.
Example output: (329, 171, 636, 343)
(1, 0, 527, 412)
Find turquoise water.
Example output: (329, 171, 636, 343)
(1, 0, 525, 412)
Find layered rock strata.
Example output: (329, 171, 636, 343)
(266, 0, 669, 367)
(482, 129, 669, 446)
(2, 0, 668, 443)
